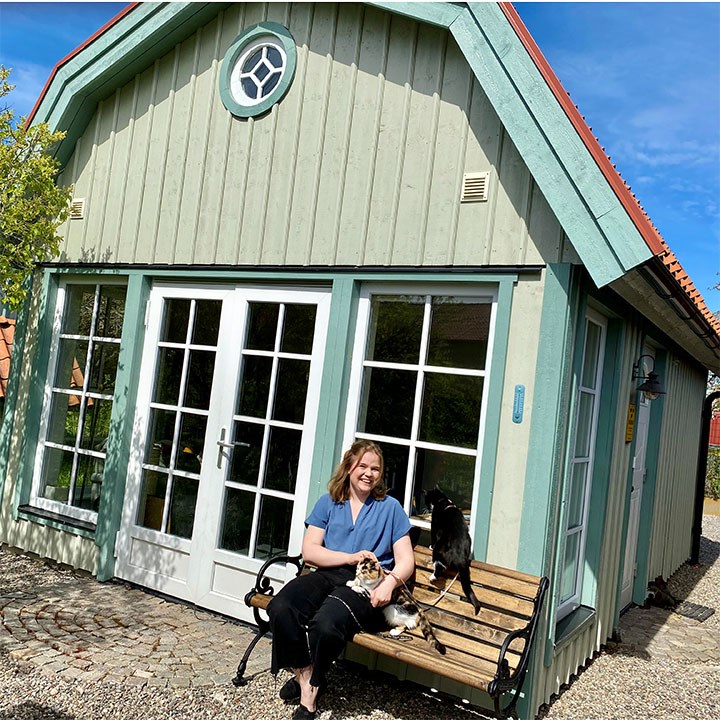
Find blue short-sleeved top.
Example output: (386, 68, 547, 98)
(305, 493, 412, 569)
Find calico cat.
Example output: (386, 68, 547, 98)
(347, 557, 446, 655)
(424, 487, 482, 615)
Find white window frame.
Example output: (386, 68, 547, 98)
(344, 282, 498, 529)
(31, 279, 127, 525)
(557, 308, 607, 620)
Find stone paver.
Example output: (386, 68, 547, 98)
(0, 569, 272, 689)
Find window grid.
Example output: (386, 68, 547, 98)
(558, 313, 607, 618)
(354, 293, 492, 526)
(35, 282, 126, 520)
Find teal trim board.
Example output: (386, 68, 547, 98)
(12, 272, 58, 519)
(0, 275, 35, 502)
(95, 274, 151, 580)
(631, 351, 666, 609)
(307, 277, 360, 512)
(473, 277, 515, 562)
(518, 264, 577, 577)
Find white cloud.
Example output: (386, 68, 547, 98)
(4, 61, 53, 119)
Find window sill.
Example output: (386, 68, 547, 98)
(18, 504, 97, 536)
(554, 605, 596, 651)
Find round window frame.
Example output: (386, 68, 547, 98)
(219, 22, 297, 118)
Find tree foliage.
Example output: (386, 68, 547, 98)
(1, 66, 71, 312)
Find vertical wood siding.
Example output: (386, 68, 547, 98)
(533, 322, 707, 706)
(648, 355, 705, 579)
(55, 2, 567, 270)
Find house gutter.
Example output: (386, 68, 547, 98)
(692, 391, 720, 564)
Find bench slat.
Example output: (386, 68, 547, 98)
(351, 631, 496, 691)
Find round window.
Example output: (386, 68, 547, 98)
(219, 22, 296, 118)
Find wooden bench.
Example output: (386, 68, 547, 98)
(234, 546, 549, 719)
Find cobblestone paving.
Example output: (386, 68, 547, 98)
(0, 550, 272, 690)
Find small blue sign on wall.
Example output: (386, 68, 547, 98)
(512, 385, 525, 423)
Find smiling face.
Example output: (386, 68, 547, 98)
(348, 450, 382, 501)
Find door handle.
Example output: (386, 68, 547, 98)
(216, 428, 250, 468)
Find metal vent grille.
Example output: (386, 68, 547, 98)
(461, 172, 490, 203)
(69, 198, 85, 220)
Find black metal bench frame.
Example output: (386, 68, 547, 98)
(233, 552, 548, 720)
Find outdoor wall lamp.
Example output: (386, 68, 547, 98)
(632, 354, 665, 400)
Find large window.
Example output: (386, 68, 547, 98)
(557, 310, 607, 619)
(33, 282, 126, 522)
(347, 288, 495, 530)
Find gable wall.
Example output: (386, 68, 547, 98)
(55, 2, 575, 271)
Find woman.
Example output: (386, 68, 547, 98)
(267, 439, 414, 720)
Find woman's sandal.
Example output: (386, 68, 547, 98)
(279, 677, 326, 703)
(291, 703, 316, 720)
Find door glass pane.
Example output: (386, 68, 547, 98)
(360, 367, 416, 438)
(273, 358, 309, 424)
(184, 350, 215, 410)
(88, 342, 120, 393)
(41, 447, 74, 501)
(237, 356, 272, 418)
(176, 413, 206, 473)
(265, 427, 301, 492)
(427, 301, 490, 370)
(574, 391, 594, 458)
(281, 304, 316, 354)
(561, 531, 580, 603)
(154, 348, 184, 405)
(192, 300, 222, 346)
(567, 462, 588, 529)
(63, 286, 96, 335)
(255, 495, 293, 560)
(368, 298, 423, 363)
(419, 373, 482, 448)
(73, 454, 103, 511)
(246, 303, 279, 350)
(582, 321, 602, 389)
(95, 286, 126, 338)
(229, 421, 264, 485)
(138, 469, 168, 530)
(162, 299, 191, 343)
(79, 398, 111, 452)
(220, 488, 254, 553)
(46, 393, 80, 446)
(168, 476, 199, 539)
(54, 339, 88, 389)
(415, 449, 474, 521)
(145, 408, 176, 466)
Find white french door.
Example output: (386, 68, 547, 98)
(116, 283, 330, 621)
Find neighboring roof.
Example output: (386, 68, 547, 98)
(27, 1, 720, 366)
(0, 316, 16, 399)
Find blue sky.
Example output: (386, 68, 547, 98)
(1, 1, 718, 311)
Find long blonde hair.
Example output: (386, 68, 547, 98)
(327, 439, 386, 502)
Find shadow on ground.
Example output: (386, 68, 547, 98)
(0, 703, 75, 720)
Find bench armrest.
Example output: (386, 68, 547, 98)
(243, 553, 304, 607)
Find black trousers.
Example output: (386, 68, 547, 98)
(268, 565, 386, 687)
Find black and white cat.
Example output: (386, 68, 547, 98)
(424, 487, 482, 615)
(347, 557, 446, 655)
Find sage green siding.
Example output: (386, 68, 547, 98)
(647, 355, 705, 579)
(55, 2, 574, 271)
(532, 320, 707, 707)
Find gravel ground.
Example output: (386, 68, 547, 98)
(1, 515, 719, 720)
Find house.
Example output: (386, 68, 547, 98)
(1, 3, 718, 717)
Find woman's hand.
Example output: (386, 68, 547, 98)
(370, 576, 396, 607)
(347, 550, 378, 565)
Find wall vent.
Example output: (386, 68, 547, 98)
(461, 172, 490, 203)
(69, 198, 85, 220)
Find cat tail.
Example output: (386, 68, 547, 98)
(418, 614, 446, 655)
(459, 566, 482, 615)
